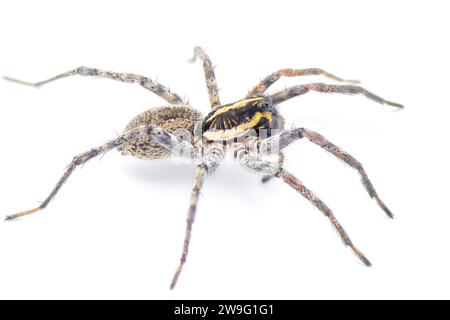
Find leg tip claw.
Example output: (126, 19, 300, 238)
(5, 207, 42, 221)
(375, 197, 394, 219)
(361, 256, 372, 267)
(385, 101, 404, 109)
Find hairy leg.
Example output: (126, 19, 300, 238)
(238, 154, 371, 266)
(189, 47, 221, 107)
(247, 68, 358, 97)
(4, 66, 185, 104)
(4, 123, 190, 221)
(170, 144, 224, 289)
(270, 83, 404, 108)
(276, 168, 371, 266)
(263, 128, 394, 218)
(170, 164, 207, 290)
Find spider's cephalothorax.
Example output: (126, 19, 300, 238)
(4, 47, 403, 290)
(202, 96, 284, 141)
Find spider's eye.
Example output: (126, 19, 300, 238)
(258, 100, 272, 109)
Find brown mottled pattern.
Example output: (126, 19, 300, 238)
(247, 68, 358, 97)
(120, 105, 203, 159)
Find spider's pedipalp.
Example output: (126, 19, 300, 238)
(4, 66, 186, 104)
(247, 68, 359, 97)
(276, 168, 372, 267)
(189, 46, 221, 107)
(270, 83, 404, 109)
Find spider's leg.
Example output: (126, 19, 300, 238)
(265, 128, 394, 218)
(4, 126, 152, 221)
(170, 164, 207, 290)
(276, 168, 371, 266)
(4, 67, 186, 104)
(170, 144, 224, 289)
(239, 153, 370, 266)
(189, 47, 221, 107)
(247, 68, 359, 97)
(270, 83, 404, 108)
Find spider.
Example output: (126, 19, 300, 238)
(3, 47, 403, 289)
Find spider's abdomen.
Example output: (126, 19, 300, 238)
(202, 97, 283, 141)
(120, 105, 203, 159)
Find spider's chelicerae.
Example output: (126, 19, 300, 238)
(4, 47, 403, 289)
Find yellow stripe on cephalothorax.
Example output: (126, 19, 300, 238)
(205, 97, 265, 123)
(203, 111, 273, 141)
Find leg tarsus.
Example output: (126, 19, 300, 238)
(170, 164, 207, 290)
(5, 207, 42, 221)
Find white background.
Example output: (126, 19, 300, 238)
(0, 0, 448, 300)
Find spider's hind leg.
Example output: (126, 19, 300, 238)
(4, 66, 186, 104)
(5, 126, 149, 221)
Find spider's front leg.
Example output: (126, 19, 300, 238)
(239, 152, 371, 266)
(4, 66, 186, 104)
(170, 144, 224, 289)
(270, 83, 404, 108)
(247, 68, 359, 98)
(190, 47, 221, 108)
(277, 168, 372, 266)
(262, 128, 394, 218)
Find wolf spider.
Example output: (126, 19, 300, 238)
(4, 47, 403, 289)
